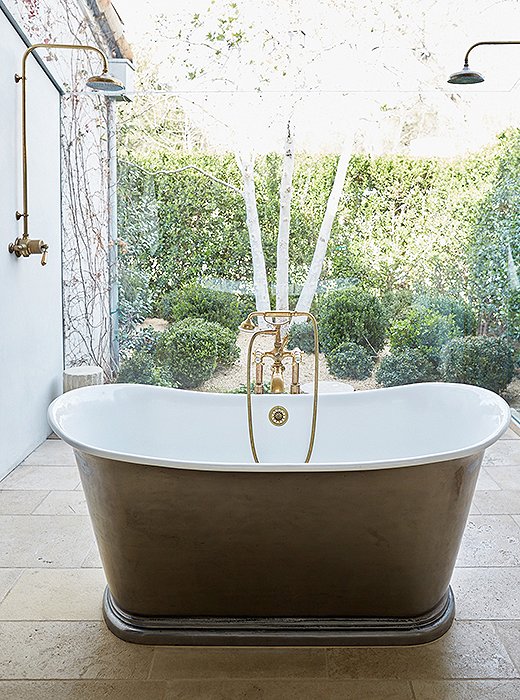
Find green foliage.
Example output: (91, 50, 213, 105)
(326, 342, 375, 380)
(159, 283, 250, 331)
(380, 288, 414, 323)
(155, 319, 218, 388)
(414, 292, 477, 335)
(318, 288, 386, 353)
(117, 349, 171, 387)
(375, 349, 438, 387)
(389, 307, 460, 363)
(287, 321, 317, 353)
(440, 336, 515, 394)
(172, 317, 239, 367)
(469, 129, 520, 334)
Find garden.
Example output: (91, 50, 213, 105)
(115, 128, 520, 404)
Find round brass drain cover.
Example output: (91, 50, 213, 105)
(269, 405, 289, 426)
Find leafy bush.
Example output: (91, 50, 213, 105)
(375, 349, 438, 387)
(326, 342, 374, 380)
(117, 350, 170, 387)
(389, 307, 460, 363)
(440, 336, 515, 394)
(318, 288, 386, 353)
(287, 321, 317, 353)
(155, 319, 218, 388)
(172, 317, 239, 367)
(414, 292, 477, 335)
(159, 283, 249, 331)
(381, 288, 414, 324)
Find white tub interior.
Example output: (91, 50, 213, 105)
(48, 382, 511, 471)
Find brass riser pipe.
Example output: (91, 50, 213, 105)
(244, 311, 319, 464)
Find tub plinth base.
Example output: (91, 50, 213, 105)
(103, 586, 455, 647)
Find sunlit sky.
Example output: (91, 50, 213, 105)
(114, 0, 520, 155)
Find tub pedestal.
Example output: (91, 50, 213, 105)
(103, 586, 455, 646)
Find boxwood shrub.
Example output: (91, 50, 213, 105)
(326, 342, 374, 380)
(318, 288, 386, 353)
(440, 336, 515, 394)
(117, 349, 171, 387)
(158, 283, 254, 331)
(389, 307, 460, 364)
(414, 292, 477, 335)
(172, 317, 240, 367)
(287, 321, 317, 354)
(375, 349, 438, 387)
(155, 317, 239, 389)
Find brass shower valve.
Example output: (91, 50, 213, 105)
(8, 237, 49, 265)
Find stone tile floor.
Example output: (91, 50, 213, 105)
(0, 430, 519, 699)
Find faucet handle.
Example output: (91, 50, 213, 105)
(40, 243, 48, 266)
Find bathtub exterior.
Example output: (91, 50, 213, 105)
(75, 447, 481, 645)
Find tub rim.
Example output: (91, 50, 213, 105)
(48, 381, 511, 473)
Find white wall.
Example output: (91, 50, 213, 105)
(0, 11, 63, 479)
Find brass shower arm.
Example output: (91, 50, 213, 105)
(16, 43, 109, 84)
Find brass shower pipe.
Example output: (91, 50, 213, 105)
(242, 311, 320, 464)
(8, 43, 124, 265)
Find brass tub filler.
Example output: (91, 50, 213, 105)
(240, 310, 319, 463)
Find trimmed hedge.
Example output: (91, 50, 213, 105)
(318, 288, 386, 353)
(159, 283, 254, 331)
(375, 349, 438, 387)
(440, 336, 515, 394)
(326, 342, 374, 380)
(287, 321, 317, 354)
(389, 307, 460, 364)
(117, 349, 171, 387)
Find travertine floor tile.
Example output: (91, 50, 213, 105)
(0, 621, 154, 679)
(22, 440, 75, 466)
(0, 680, 167, 699)
(494, 621, 520, 673)
(413, 680, 520, 699)
(485, 467, 520, 491)
(0, 515, 94, 567)
(325, 621, 517, 679)
(81, 543, 102, 568)
(504, 429, 520, 440)
(0, 491, 48, 515)
(33, 490, 88, 515)
(473, 491, 520, 515)
(0, 568, 105, 620)
(163, 679, 414, 699)
(456, 515, 520, 566)
(0, 465, 80, 491)
(475, 469, 501, 491)
(451, 568, 520, 619)
(0, 570, 22, 604)
(483, 441, 520, 467)
(150, 647, 327, 680)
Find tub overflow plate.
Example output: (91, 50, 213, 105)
(269, 405, 289, 426)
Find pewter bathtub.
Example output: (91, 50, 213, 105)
(48, 382, 510, 646)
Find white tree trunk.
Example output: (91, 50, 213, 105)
(295, 136, 354, 315)
(276, 121, 295, 311)
(236, 151, 271, 315)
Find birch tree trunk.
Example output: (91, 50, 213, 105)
(236, 151, 271, 314)
(295, 135, 355, 315)
(276, 121, 295, 311)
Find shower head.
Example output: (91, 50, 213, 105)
(86, 72, 125, 94)
(447, 64, 484, 85)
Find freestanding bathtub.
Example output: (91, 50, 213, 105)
(48, 381, 510, 646)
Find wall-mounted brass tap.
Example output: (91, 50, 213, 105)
(8, 237, 48, 265)
(8, 43, 125, 265)
(241, 310, 319, 463)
